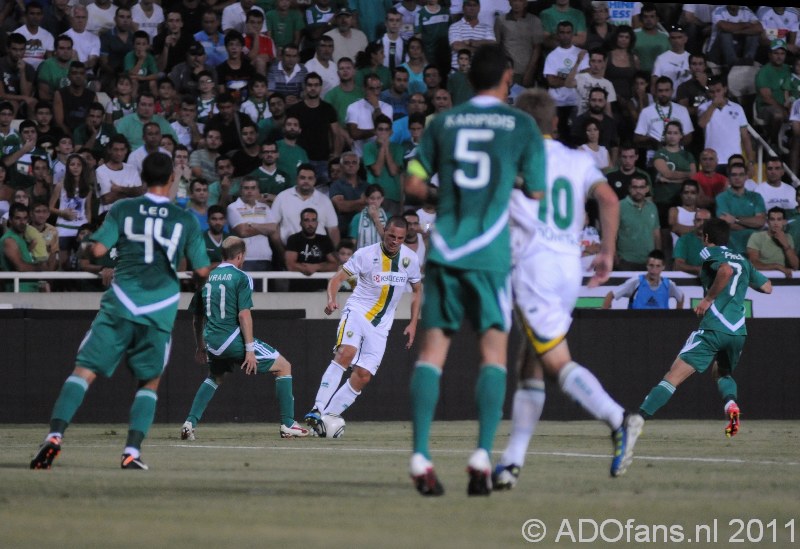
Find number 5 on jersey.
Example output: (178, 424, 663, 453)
(454, 129, 494, 189)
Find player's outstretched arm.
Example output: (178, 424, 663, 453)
(753, 278, 773, 294)
(193, 310, 207, 365)
(404, 281, 422, 349)
(588, 181, 619, 288)
(324, 268, 351, 315)
(404, 172, 433, 203)
(405, 156, 438, 205)
(238, 308, 258, 375)
(90, 241, 109, 259)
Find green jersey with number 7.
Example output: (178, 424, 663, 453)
(698, 245, 768, 336)
(407, 96, 546, 272)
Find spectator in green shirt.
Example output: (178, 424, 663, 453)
(363, 114, 403, 216)
(36, 34, 73, 103)
(756, 39, 792, 148)
(265, 0, 305, 51)
(124, 30, 160, 96)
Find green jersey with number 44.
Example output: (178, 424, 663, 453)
(409, 96, 546, 272)
(698, 246, 768, 336)
(91, 194, 210, 332)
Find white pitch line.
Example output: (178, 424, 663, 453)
(161, 443, 800, 467)
(6, 442, 797, 467)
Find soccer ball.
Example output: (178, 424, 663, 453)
(317, 413, 346, 438)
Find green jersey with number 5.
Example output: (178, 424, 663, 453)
(91, 194, 210, 332)
(698, 246, 768, 336)
(408, 96, 546, 272)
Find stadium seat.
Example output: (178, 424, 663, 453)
(705, 60, 722, 77)
(96, 92, 111, 111)
(727, 65, 759, 100)
(778, 122, 791, 155)
(751, 99, 767, 131)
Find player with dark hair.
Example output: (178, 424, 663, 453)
(404, 44, 546, 496)
(30, 152, 211, 470)
(303, 216, 422, 430)
(639, 217, 773, 437)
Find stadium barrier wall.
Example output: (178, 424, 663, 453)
(3, 309, 799, 424)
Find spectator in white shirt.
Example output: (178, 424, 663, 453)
(13, 2, 54, 70)
(271, 163, 339, 246)
(65, 5, 101, 71)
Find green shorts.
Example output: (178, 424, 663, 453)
(76, 309, 172, 380)
(421, 262, 512, 334)
(678, 329, 745, 374)
(207, 337, 279, 376)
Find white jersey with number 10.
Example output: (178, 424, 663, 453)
(510, 139, 606, 259)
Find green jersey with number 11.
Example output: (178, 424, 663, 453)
(91, 193, 210, 332)
(408, 96, 546, 272)
(698, 246, 768, 336)
(199, 263, 254, 355)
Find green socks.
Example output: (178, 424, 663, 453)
(275, 375, 295, 428)
(187, 375, 296, 428)
(50, 375, 89, 434)
(410, 362, 441, 460)
(126, 388, 158, 450)
(639, 379, 676, 419)
(411, 363, 508, 457)
(475, 365, 507, 453)
(49, 377, 157, 454)
(186, 378, 219, 426)
(640, 375, 738, 419)
(717, 375, 738, 403)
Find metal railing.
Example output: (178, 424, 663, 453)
(3, 269, 798, 295)
(746, 124, 800, 186)
(0, 271, 337, 293)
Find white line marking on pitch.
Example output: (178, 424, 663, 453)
(161, 444, 800, 467)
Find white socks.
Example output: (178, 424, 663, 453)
(499, 380, 546, 467)
(314, 361, 346, 411)
(559, 361, 624, 431)
(323, 380, 361, 416)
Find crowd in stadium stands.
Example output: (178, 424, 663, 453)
(1, 1, 800, 293)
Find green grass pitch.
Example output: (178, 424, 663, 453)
(2, 420, 798, 548)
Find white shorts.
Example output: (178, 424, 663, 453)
(333, 308, 389, 375)
(512, 249, 582, 351)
